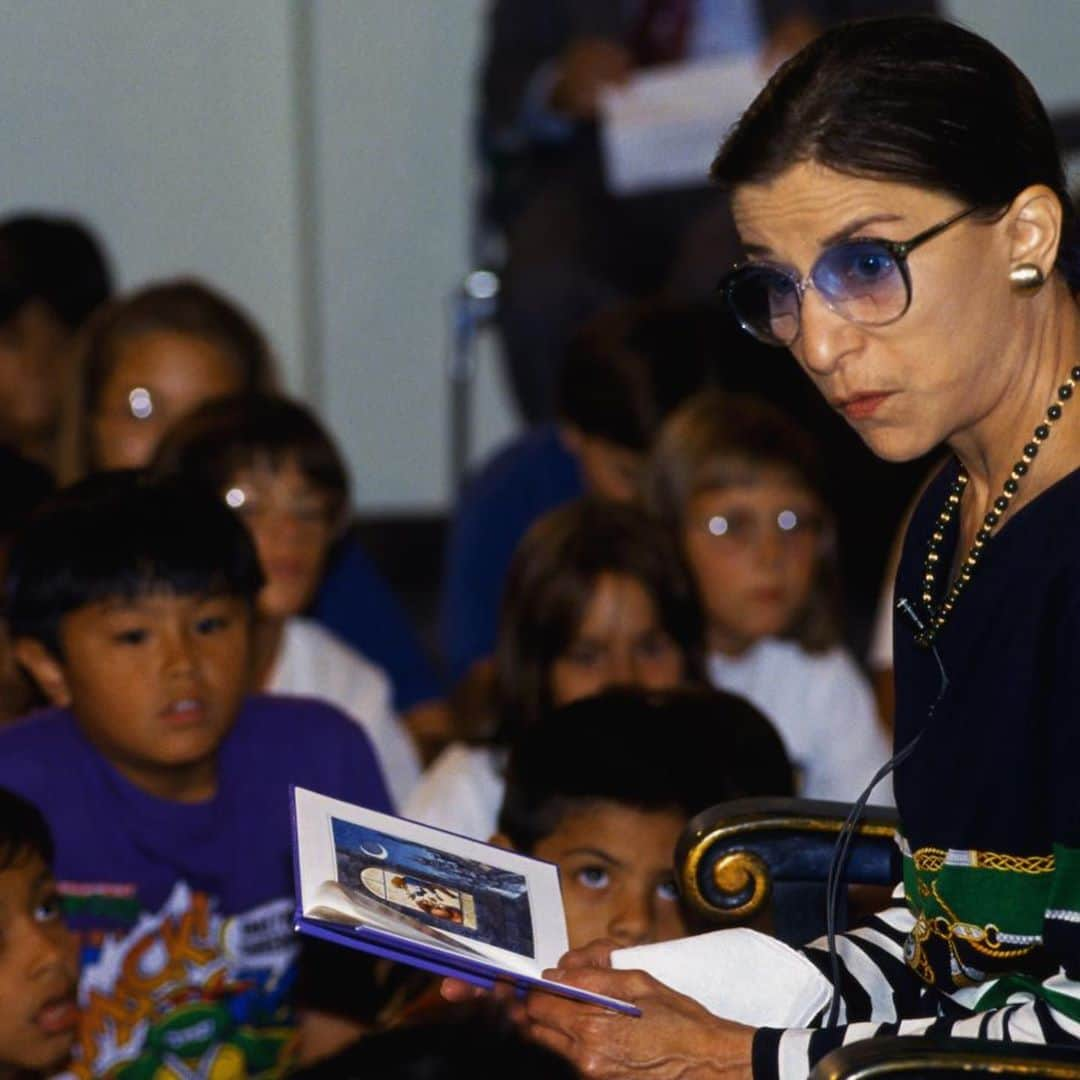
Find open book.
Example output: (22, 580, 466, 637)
(290, 786, 638, 1014)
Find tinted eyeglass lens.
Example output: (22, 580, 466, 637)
(812, 241, 909, 325)
(726, 265, 800, 346)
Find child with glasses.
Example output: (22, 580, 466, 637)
(646, 388, 890, 803)
(151, 392, 423, 807)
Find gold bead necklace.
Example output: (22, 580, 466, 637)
(916, 364, 1080, 646)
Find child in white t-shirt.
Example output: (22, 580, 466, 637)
(152, 392, 421, 806)
(647, 389, 891, 803)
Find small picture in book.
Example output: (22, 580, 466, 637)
(331, 817, 535, 957)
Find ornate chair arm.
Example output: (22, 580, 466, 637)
(676, 797, 898, 925)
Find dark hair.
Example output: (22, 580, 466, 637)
(492, 498, 706, 743)
(0, 787, 54, 872)
(6, 470, 264, 656)
(151, 392, 350, 524)
(646, 389, 843, 651)
(556, 300, 724, 451)
(0, 214, 112, 328)
(712, 16, 1080, 287)
(498, 686, 793, 853)
(0, 445, 54, 541)
(293, 1003, 580, 1080)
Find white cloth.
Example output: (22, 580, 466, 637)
(266, 618, 421, 808)
(613, 928, 831, 1028)
(402, 743, 505, 841)
(707, 639, 893, 804)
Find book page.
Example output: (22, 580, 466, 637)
(293, 786, 570, 976)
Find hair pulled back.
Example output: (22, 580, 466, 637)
(712, 16, 1080, 287)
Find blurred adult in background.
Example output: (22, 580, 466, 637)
(0, 215, 112, 472)
(478, 0, 937, 425)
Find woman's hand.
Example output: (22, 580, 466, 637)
(523, 941, 756, 1079)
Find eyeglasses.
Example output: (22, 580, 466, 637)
(721, 206, 978, 347)
(697, 508, 824, 551)
(223, 486, 333, 534)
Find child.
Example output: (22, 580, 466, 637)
(152, 392, 423, 806)
(0, 471, 392, 1076)
(0, 214, 113, 472)
(0, 787, 79, 1077)
(647, 389, 891, 803)
(60, 277, 275, 481)
(405, 498, 707, 839)
(496, 687, 794, 950)
(68, 278, 443, 723)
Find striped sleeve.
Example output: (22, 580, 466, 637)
(749, 863, 1080, 1080)
(752, 984, 1080, 1080)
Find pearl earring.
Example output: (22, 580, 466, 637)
(1009, 263, 1046, 291)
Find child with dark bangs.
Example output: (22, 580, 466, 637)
(496, 687, 792, 950)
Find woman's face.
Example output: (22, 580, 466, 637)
(732, 162, 1015, 463)
(226, 456, 336, 621)
(682, 476, 824, 655)
(549, 572, 686, 705)
(91, 331, 244, 470)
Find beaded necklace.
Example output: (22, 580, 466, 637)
(916, 363, 1080, 647)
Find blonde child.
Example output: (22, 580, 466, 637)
(647, 389, 890, 803)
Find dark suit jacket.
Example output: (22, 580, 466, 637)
(480, 0, 937, 150)
(478, 0, 937, 223)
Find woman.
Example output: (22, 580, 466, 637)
(445, 16, 1080, 1077)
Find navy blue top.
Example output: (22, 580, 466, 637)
(439, 425, 584, 682)
(894, 459, 1080, 854)
(311, 538, 443, 710)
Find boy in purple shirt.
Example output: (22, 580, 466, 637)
(0, 472, 392, 1076)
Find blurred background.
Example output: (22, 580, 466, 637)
(2, 0, 1077, 512)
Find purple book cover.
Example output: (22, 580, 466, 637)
(289, 785, 639, 1016)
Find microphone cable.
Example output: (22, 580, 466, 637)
(824, 597, 950, 1029)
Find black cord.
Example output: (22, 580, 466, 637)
(823, 620, 949, 1029)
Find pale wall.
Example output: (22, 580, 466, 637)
(0, 2, 1076, 509)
